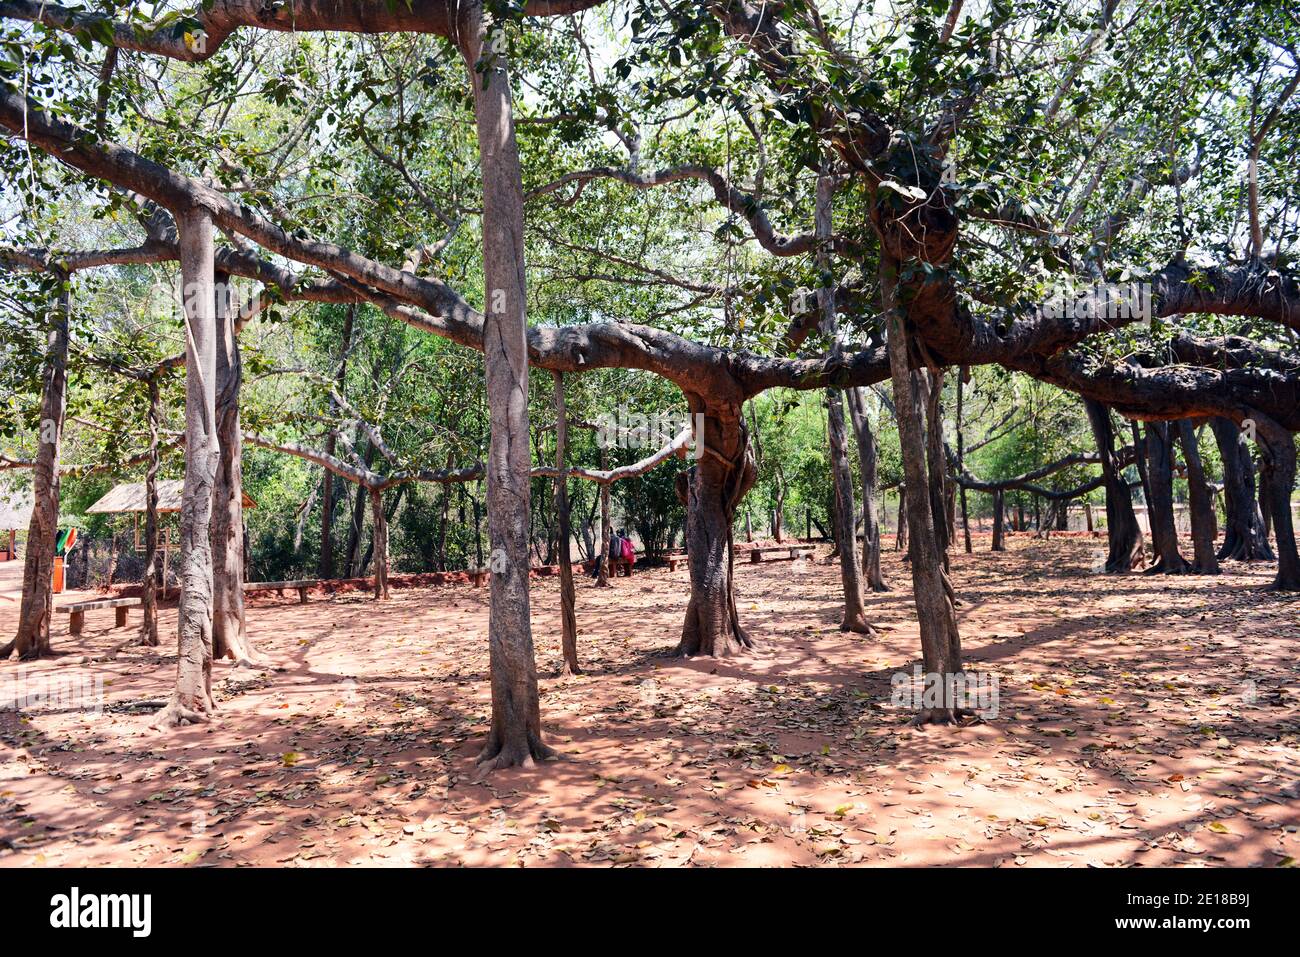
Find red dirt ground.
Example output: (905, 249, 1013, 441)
(1, 536, 1297, 867)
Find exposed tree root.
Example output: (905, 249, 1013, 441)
(912, 707, 982, 727)
(676, 622, 759, 658)
(1261, 577, 1300, 593)
(151, 695, 214, 730)
(840, 614, 879, 635)
(474, 733, 558, 778)
(1, 639, 56, 661)
(1144, 557, 1190, 575)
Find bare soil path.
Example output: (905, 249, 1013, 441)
(1, 536, 1297, 867)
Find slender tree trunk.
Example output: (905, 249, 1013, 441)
(1131, 420, 1154, 529)
(552, 372, 579, 674)
(211, 272, 256, 662)
(827, 388, 874, 631)
(1210, 417, 1273, 561)
(370, 487, 389, 600)
(156, 206, 219, 727)
(472, 483, 484, 569)
(319, 305, 356, 579)
(991, 489, 1006, 551)
(1176, 420, 1220, 574)
(882, 253, 963, 723)
(343, 442, 376, 577)
(141, 375, 161, 646)
(597, 445, 611, 587)
(816, 161, 872, 632)
(1253, 415, 1300, 591)
(1143, 421, 1189, 574)
(847, 386, 888, 590)
(955, 367, 972, 553)
(4, 278, 69, 661)
(1084, 400, 1143, 571)
(895, 486, 908, 551)
(460, 12, 552, 771)
(922, 371, 952, 563)
(1259, 463, 1273, 540)
(319, 463, 335, 576)
(436, 464, 451, 571)
(773, 481, 785, 542)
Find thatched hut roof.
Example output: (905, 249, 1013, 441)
(87, 480, 255, 514)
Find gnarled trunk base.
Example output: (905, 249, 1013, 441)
(674, 414, 757, 657)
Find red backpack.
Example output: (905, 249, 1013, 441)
(621, 537, 635, 563)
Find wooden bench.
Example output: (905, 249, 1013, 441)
(668, 552, 688, 572)
(746, 545, 814, 564)
(57, 596, 142, 635)
(243, 579, 317, 603)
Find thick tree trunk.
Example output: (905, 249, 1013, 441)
(1143, 421, 1189, 574)
(922, 369, 959, 609)
(370, 487, 389, 600)
(676, 439, 759, 655)
(5, 280, 68, 661)
(141, 375, 161, 646)
(991, 489, 1006, 551)
(460, 12, 552, 771)
(847, 386, 888, 590)
(211, 273, 256, 662)
(552, 372, 579, 674)
(1176, 420, 1220, 575)
(1084, 400, 1143, 571)
(1210, 417, 1273, 561)
(156, 206, 219, 727)
(675, 410, 757, 657)
(1253, 415, 1300, 591)
(881, 253, 963, 723)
